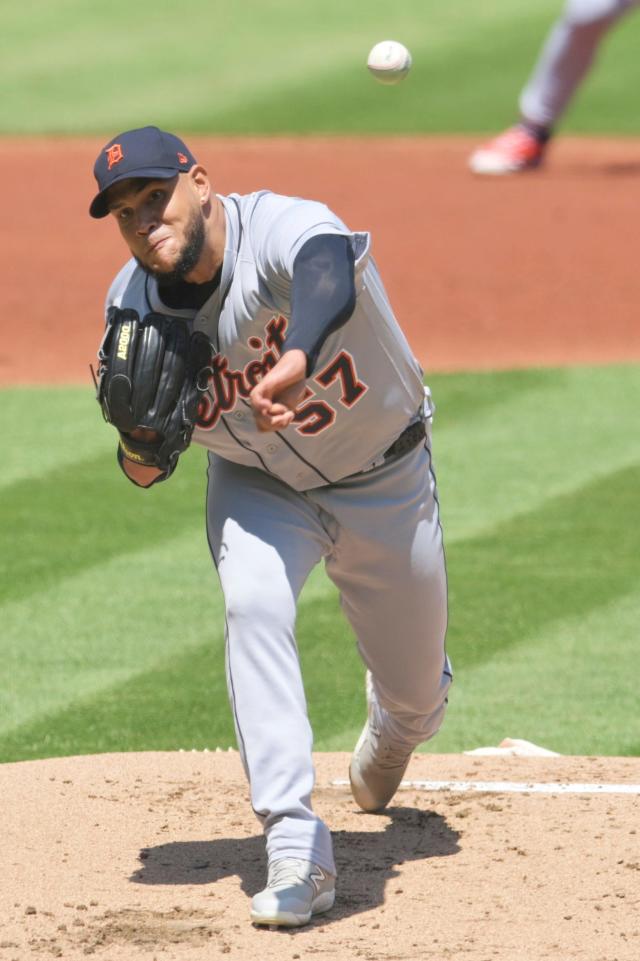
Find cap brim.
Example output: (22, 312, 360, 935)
(89, 166, 182, 219)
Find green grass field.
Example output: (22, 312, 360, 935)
(2, 364, 639, 762)
(3, 0, 640, 135)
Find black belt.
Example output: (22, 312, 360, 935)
(382, 419, 426, 461)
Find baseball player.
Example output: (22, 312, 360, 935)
(90, 126, 452, 928)
(469, 0, 640, 174)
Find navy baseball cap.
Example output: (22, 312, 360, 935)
(89, 126, 197, 218)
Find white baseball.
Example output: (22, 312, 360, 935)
(367, 40, 412, 85)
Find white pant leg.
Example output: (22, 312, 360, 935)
(519, 0, 639, 128)
(206, 454, 336, 875)
(309, 436, 452, 750)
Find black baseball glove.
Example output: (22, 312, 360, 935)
(95, 307, 212, 478)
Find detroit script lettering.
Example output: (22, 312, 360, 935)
(197, 316, 368, 437)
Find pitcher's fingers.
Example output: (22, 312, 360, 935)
(265, 402, 291, 417)
(270, 410, 296, 429)
(256, 410, 296, 432)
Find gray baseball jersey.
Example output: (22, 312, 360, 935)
(106, 191, 427, 490)
(105, 190, 451, 878)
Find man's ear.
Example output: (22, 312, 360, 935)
(189, 165, 211, 206)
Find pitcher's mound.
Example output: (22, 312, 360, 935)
(3, 751, 639, 960)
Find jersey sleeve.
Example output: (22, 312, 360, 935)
(250, 193, 352, 284)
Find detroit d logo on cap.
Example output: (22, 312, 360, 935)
(106, 144, 124, 170)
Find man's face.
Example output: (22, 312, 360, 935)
(107, 173, 205, 283)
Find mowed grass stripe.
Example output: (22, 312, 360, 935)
(0, 574, 354, 761)
(2, 363, 639, 760)
(430, 364, 640, 543)
(0, 641, 228, 763)
(3, 463, 639, 759)
(201, 7, 560, 136)
(5, 553, 639, 760)
(428, 588, 640, 757)
(0, 388, 111, 489)
(445, 463, 640, 668)
(3, 364, 639, 604)
(11, 0, 637, 136)
(0, 539, 332, 744)
(4, 0, 640, 134)
(1, 528, 221, 738)
(0, 445, 209, 606)
(0, 1, 528, 130)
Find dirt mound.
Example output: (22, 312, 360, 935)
(3, 750, 639, 960)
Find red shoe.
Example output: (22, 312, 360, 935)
(469, 125, 546, 175)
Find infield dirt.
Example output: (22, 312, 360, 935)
(3, 136, 640, 959)
(2, 135, 640, 383)
(3, 751, 639, 961)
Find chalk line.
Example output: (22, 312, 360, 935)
(330, 779, 640, 795)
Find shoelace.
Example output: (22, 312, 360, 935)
(267, 859, 310, 889)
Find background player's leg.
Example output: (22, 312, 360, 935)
(311, 435, 451, 751)
(469, 0, 639, 174)
(206, 455, 335, 874)
(520, 0, 637, 129)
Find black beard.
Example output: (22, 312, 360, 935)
(138, 209, 206, 287)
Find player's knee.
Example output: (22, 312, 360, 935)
(406, 678, 451, 721)
(382, 685, 450, 745)
(378, 657, 452, 719)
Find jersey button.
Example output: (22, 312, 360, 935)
(266, 443, 278, 454)
(233, 411, 244, 421)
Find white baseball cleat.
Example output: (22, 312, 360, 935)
(468, 125, 546, 175)
(349, 672, 414, 813)
(250, 858, 336, 927)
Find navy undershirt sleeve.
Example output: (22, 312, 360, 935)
(283, 233, 356, 375)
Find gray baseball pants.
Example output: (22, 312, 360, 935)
(520, 0, 639, 128)
(205, 433, 451, 876)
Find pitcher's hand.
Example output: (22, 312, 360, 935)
(249, 349, 307, 432)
